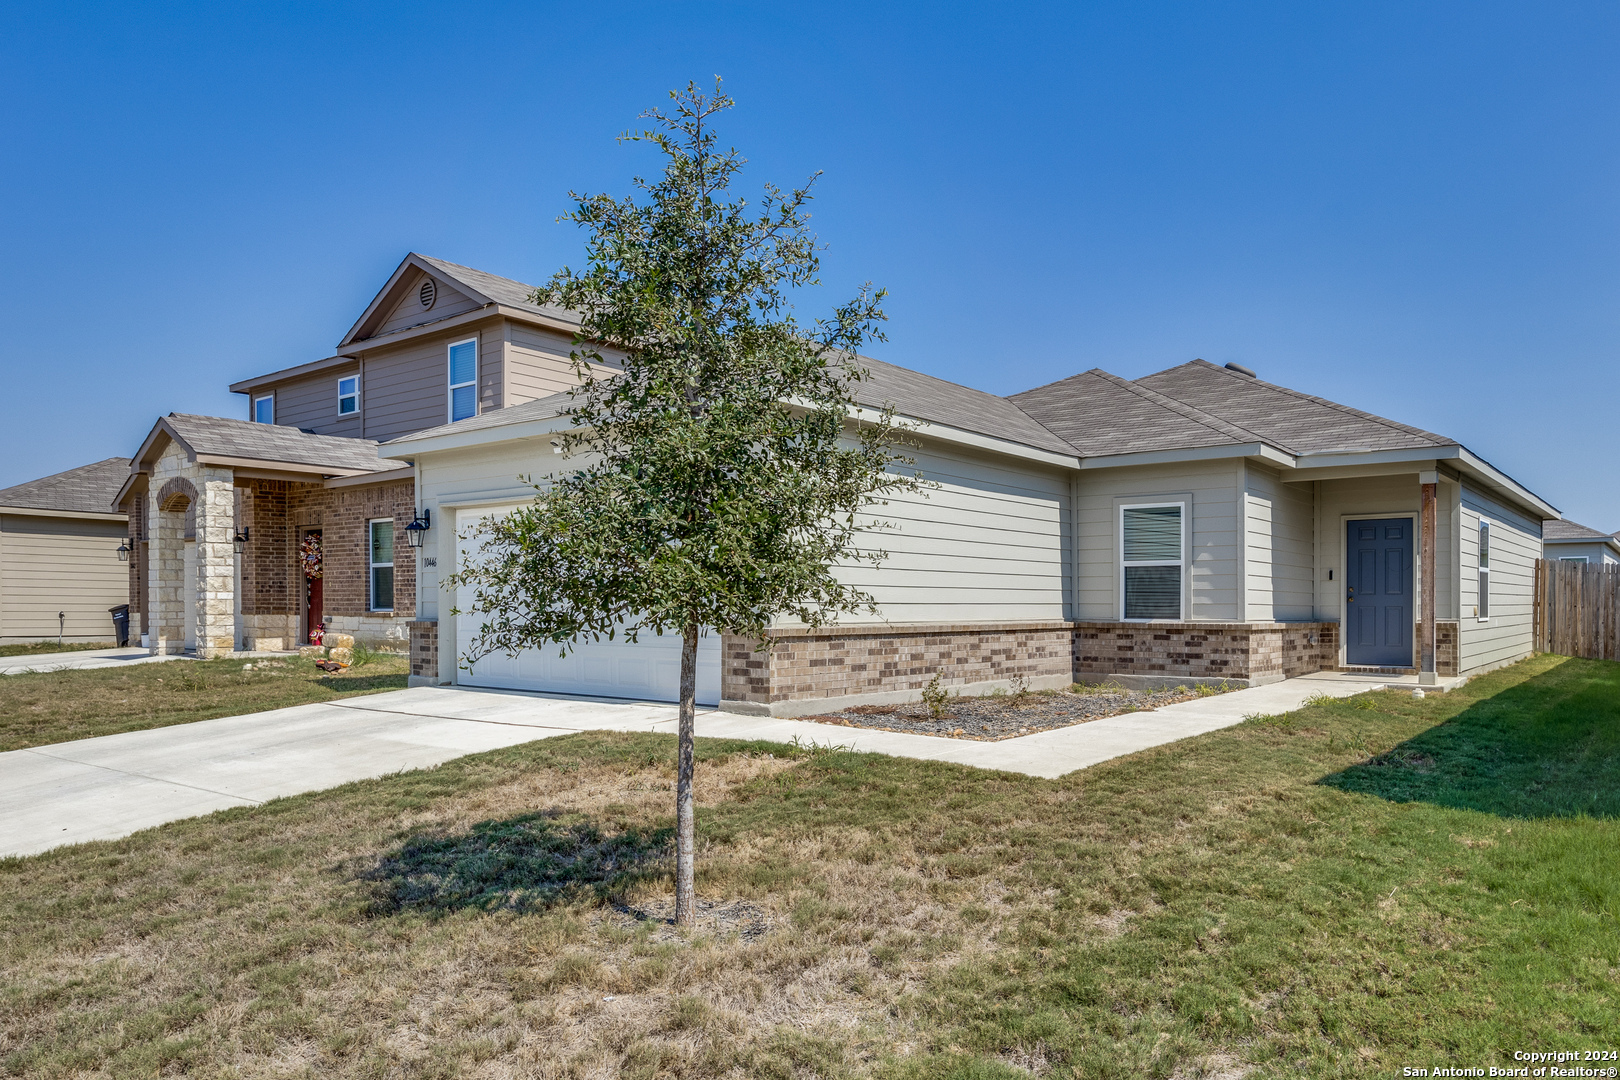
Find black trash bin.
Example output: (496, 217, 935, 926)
(109, 604, 130, 647)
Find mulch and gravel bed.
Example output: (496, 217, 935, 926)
(803, 683, 1236, 741)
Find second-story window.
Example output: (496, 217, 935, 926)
(254, 394, 274, 424)
(338, 375, 359, 415)
(449, 338, 478, 422)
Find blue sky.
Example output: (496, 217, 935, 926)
(2, 2, 1617, 524)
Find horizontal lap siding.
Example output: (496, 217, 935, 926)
(506, 324, 597, 404)
(1, 515, 129, 640)
(1245, 465, 1315, 621)
(362, 321, 500, 442)
(1316, 474, 1456, 624)
(1459, 485, 1538, 673)
(812, 440, 1069, 624)
(263, 363, 362, 438)
(1075, 460, 1243, 622)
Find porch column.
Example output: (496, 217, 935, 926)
(1419, 469, 1438, 685)
(195, 471, 239, 658)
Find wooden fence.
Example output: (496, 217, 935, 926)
(1534, 558, 1620, 660)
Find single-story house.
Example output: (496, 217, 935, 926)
(0, 458, 131, 645)
(1540, 519, 1620, 566)
(383, 340, 1559, 714)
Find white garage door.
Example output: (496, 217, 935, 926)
(454, 507, 722, 705)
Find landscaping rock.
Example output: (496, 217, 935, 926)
(325, 633, 356, 650)
(298, 645, 326, 659)
(327, 647, 354, 665)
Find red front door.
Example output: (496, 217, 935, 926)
(302, 529, 324, 643)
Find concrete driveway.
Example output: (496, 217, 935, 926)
(0, 673, 1391, 859)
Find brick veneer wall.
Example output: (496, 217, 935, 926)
(1073, 621, 1336, 685)
(721, 622, 1075, 711)
(409, 620, 438, 680)
(238, 476, 416, 647)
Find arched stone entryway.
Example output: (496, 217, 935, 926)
(147, 453, 238, 657)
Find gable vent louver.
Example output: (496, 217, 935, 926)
(419, 278, 437, 310)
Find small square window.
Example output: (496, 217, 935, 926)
(254, 394, 274, 424)
(338, 375, 359, 416)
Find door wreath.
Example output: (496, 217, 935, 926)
(300, 533, 323, 579)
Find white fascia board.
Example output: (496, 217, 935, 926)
(0, 506, 128, 522)
(1077, 442, 1289, 470)
(1290, 445, 1460, 472)
(1455, 446, 1560, 519)
(845, 406, 1080, 469)
(380, 411, 574, 458)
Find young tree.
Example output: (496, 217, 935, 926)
(448, 80, 918, 926)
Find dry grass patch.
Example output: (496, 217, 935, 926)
(0, 652, 408, 751)
(3, 655, 1619, 1078)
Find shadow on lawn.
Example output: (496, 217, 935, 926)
(361, 811, 671, 915)
(318, 672, 409, 693)
(1320, 657, 1620, 819)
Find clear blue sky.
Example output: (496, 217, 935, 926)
(3, 2, 1616, 524)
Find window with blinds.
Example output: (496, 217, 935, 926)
(1122, 503, 1184, 620)
(449, 338, 478, 422)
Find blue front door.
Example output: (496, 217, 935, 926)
(1346, 518, 1413, 667)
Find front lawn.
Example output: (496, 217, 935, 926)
(0, 653, 409, 752)
(1, 653, 1616, 1078)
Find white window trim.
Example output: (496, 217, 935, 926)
(338, 374, 360, 416)
(253, 394, 274, 424)
(369, 517, 395, 612)
(1477, 517, 1491, 622)
(1559, 555, 1589, 564)
(448, 337, 478, 423)
(1119, 500, 1186, 622)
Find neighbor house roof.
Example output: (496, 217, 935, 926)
(131, 414, 411, 476)
(0, 458, 131, 515)
(1543, 519, 1617, 543)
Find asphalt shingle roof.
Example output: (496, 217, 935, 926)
(1543, 519, 1615, 542)
(1007, 369, 1257, 457)
(0, 458, 131, 515)
(162, 414, 411, 474)
(1131, 359, 1450, 455)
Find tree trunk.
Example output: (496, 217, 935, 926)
(674, 621, 699, 927)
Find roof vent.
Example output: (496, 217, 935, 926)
(419, 278, 437, 310)
(1224, 362, 1256, 379)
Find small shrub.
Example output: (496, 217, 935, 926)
(920, 675, 950, 720)
(1194, 680, 1231, 698)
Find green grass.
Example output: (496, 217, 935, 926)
(0, 640, 115, 658)
(1, 653, 1616, 1078)
(0, 652, 409, 751)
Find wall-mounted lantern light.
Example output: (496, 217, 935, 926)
(405, 509, 432, 549)
(116, 540, 131, 562)
(233, 527, 251, 554)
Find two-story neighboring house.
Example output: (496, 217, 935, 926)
(115, 254, 600, 655)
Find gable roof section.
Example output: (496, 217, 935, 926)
(338, 253, 580, 348)
(385, 357, 1081, 460)
(1007, 369, 1258, 457)
(1133, 359, 1450, 456)
(133, 414, 410, 476)
(0, 457, 131, 515)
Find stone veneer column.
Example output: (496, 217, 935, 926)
(195, 471, 238, 658)
(148, 484, 185, 654)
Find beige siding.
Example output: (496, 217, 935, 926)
(360, 320, 503, 442)
(1458, 484, 1539, 674)
(506, 323, 589, 403)
(1244, 464, 1315, 621)
(260, 362, 363, 438)
(413, 433, 1069, 637)
(814, 438, 1070, 625)
(1, 515, 130, 642)
(1315, 473, 1457, 631)
(375, 270, 481, 336)
(1075, 459, 1244, 621)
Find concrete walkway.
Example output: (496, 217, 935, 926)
(0, 646, 192, 677)
(0, 671, 1397, 859)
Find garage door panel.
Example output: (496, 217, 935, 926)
(455, 507, 721, 705)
